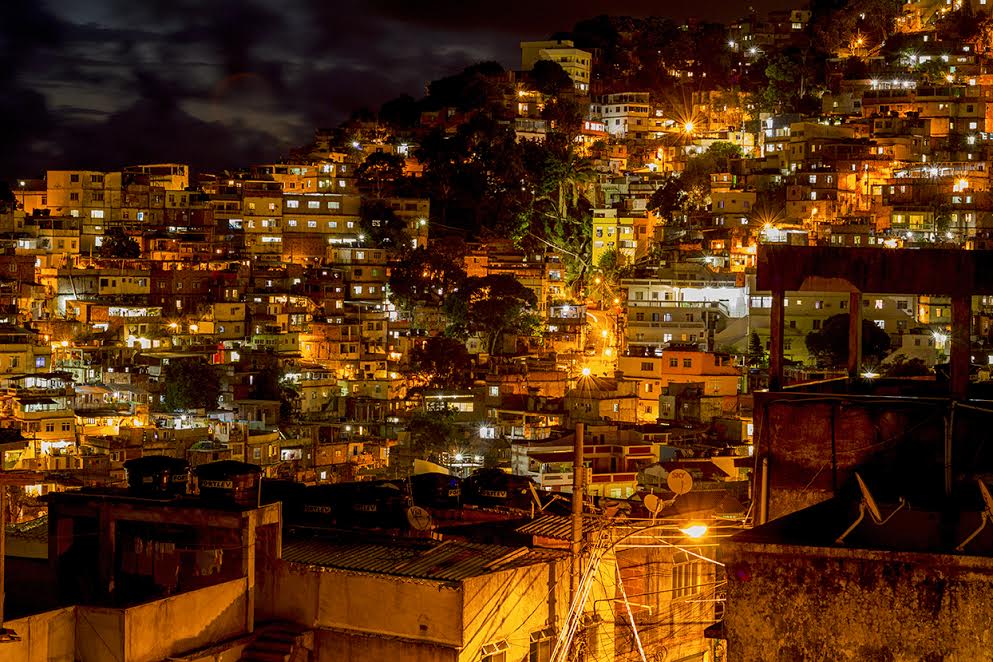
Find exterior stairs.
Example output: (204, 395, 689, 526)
(239, 622, 314, 662)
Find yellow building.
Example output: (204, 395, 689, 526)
(592, 208, 638, 267)
(520, 39, 592, 92)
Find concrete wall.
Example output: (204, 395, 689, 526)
(259, 561, 463, 648)
(3, 607, 77, 662)
(76, 606, 125, 661)
(316, 629, 457, 662)
(754, 393, 949, 521)
(460, 557, 616, 662)
(724, 542, 993, 661)
(123, 577, 249, 662)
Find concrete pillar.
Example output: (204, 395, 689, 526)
(769, 290, 785, 391)
(244, 513, 256, 633)
(98, 504, 115, 597)
(848, 292, 863, 381)
(951, 295, 971, 400)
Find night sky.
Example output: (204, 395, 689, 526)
(1, 0, 793, 179)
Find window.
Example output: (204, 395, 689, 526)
(641, 362, 653, 371)
(669, 358, 679, 368)
(672, 558, 701, 599)
(874, 299, 883, 309)
(287, 199, 299, 208)
(875, 320, 885, 330)
(683, 358, 692, 368)
(488, 386, 499, 397)
(308, 200, 320, 209)
(481, 640, 509, 662)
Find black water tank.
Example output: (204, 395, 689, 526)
(124, 456, 190, 497)
(195, 460, 262, 507)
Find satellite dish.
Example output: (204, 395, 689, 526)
(856, 473, 883, 523)
(406, 506, 433, 531)
(836, 472, 905, 544)
(643, 494, 662, 514)
(956, 479, 993, 551)
(667, 469, 693, 495)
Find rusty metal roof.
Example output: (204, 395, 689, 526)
(281, 537, 564, 583)
(515, 514, 602, 541)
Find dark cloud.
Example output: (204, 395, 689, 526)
(2, 0, 793, 180)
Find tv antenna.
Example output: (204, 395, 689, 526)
(836, 472, 906, 544)
(956, 479, 993, 552)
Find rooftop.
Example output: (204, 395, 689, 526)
(281, 536, 565, 584)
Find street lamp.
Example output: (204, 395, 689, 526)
(680, 524, 708, 539)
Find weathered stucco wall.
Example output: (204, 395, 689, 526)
(76, 606, 125, 661)
(261, 560, 463, 648)
(4, 607, 77, 662)
(724, 542, 993, 661)
(755, 394, 949, 521)
(315, 628, 458, 662)
(124, 578, 249, 662)
(460, 556, 616, 662)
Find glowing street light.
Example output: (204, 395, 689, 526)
(581, 367, 592, 377)
(683, 121, 695, 134)
(680, 524, 708, 539)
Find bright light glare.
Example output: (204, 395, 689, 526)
(680, 525, 708, 539)
(683, 121, 694, 133)
(581, 367, 592, 377)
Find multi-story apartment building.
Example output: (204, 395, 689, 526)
(520, 39, 592, 91)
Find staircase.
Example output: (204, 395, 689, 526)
(240, 622, 314, 662)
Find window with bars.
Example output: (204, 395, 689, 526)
(672, 556, 702, 599)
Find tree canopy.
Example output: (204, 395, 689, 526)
(408, 335, 474, 389)
(99, 227, 141, 259)
(444, 274, 540, 355)
(805, 314, 892, 368)
(161, 357, 221, 412)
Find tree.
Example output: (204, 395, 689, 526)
(359, 198, 410, 249)
(531, 60, 575, 95)
(883, 356, 932, 377)
(161, 358, 221, 412)
(379, 94, 421, 129)
(747, 332, 768, 367)
(444, 274, 540, 355)
(98, 227, 141, 259)
(355, 151, 405, 198)
(407, 407, 463, 459)
(805, 314, 892, 368)
(388, 245, 467, 311)
(408, 335, 474, 389)
(648, 176, 688, 220)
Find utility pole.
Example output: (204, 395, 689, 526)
(570, 422, 585, 601)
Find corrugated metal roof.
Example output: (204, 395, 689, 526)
(516, 514, 601, 541)
(6, 514, 48, 541)
(281, 537, 564, 583)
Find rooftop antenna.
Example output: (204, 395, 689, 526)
(836, 472, 906, 544)
(956, 479, 993, 552)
